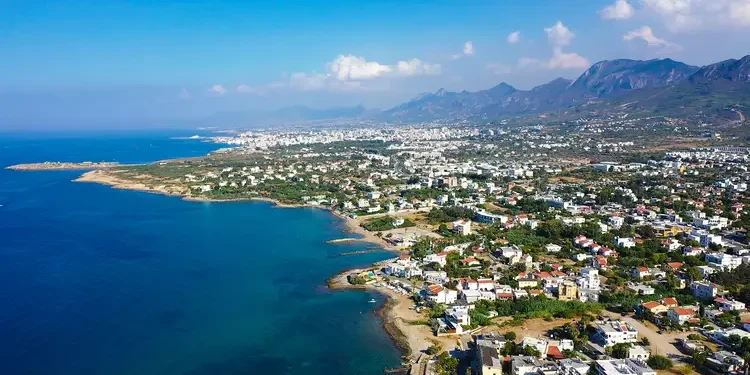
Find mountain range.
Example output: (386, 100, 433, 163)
(381, 54, 750, 122)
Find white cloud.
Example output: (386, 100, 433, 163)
(487, 63, 512, 75)
(463, 41, 475, 56)
(396, 58, 442, 76)
(507, 31, 521, 44)
(643, 0, 750, 31)
(232, 54, 440, 94)
(545, 21, 575, 47)
(623, 25, 681, 50)
(207, 84, 227, 96)
(327, 55, 392, 81)
(452, 41, 475, 59)
(517, 57, 542, 69)
(547, 48, 591, 69)
(600, 0, 635, 20)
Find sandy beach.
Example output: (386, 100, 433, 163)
(328, 270, 459, 361)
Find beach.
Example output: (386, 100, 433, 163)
(328, 269, 459, 361)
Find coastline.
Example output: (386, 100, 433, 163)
(327, 269, 458, 362)
(73, 170, 402, 251)
(77, 167, 425, 361)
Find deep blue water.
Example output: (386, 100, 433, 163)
(0, 131, 401, 375)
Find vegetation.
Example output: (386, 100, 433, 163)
(647, 355, 674, 370)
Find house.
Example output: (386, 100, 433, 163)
(667, 307, 698, 325)
(558, 280, 578, 301)
(615, 237, 636, 248)
(707, 351, 746, 374)
(691, 281, 719, 299)
(437, 305, 471, 335)
(628, 345, 650, 361)
(423, 285, 457, 304)
(545, 244, 562, 253)
(662, 297, 679, 307)
(594, 320, 638, 346)
(521, 337, 549, 358)
(678, 339, 707, 353)
(714, 297, 746, 312)
(640, 301, 668, 315)
(664, 262, 684, 272)
(706, 252, 742, 271)
(476, 343, 504, 375)
(461, 257, 481, 267)
(518, 278, 539, 289)
(632, 267, 650, 279)
(559, 359, 590, 375)
(424, 271, 449, 285)
(594, 359, 656, 375)
(511, 356, 559, 375)
(453, 219, 472, 235)
(577, 268, 601, 290)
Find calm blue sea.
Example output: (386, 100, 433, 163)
(0, 131, 401, 375)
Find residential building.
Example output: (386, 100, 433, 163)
(691, 281, 719, 299)
(594, 320, 639, 347)
(706, 252, 742, 271)
(714, 297, 746, 312)
(667, 307, 697, 325)
(594, 359, 656, 375)
(511, 356, 559, 375)
(453, 219, 472, 235)
(558, 280, 578, 301)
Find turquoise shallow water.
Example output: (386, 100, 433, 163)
(0, 131, 402, 375)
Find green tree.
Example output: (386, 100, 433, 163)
(647, 355, 674, 370)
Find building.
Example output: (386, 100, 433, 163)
(511, 356, 559, 375)
(559, 359, 589, 375)
(714, 297, 746, 312)
(594, 320, 638, 347)
(423, 285, 457, 304)
(628, 345, 650, 361)
(594, 359, 656, 375)
(476, 344, 504, 375)
(475, 210, 509, 225)
(558, 280, 578, 301)
(706, 252, 742, 271)
(453, 219, 472, 235)
(667, 307, 697, 325)
(691, 281, 719, 299)
(577, 268, 601, 290)
(615, 237, 636, 248)
(640, 301, 668, 315)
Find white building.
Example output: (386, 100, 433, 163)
(706, 252, 741, 271)
(577, 268, 601, 291)
(594, 359, 656, 375)
(691, 281, 719, 299)
(453, 219, 472, 235)
(595, 320, 638, 346)
(615, 237, 636, 248)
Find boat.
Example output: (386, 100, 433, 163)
(368, 298, 376, 303)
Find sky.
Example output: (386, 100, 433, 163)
(1, 0, 750, 128)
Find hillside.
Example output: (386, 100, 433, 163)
(380, 56, 750, 122)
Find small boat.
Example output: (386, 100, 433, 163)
(368, 298, 377, 303)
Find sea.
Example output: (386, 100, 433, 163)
(0, 130, 402, 375)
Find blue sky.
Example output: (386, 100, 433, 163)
(1, 0, 750, 128)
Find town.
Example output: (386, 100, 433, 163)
(74, 116, 749, 375)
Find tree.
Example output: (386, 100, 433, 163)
(692, 351, 708, 367)
(504, 331, 517, 341)
(436, 352, 458, 375)
(647, 355, 674, 370)
(611, 343, 630, 359)
(426, 344, 442, 355)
